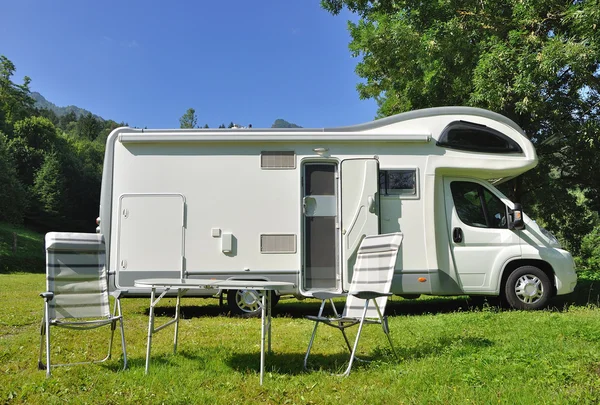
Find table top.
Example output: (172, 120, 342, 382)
(134, 278, 295, 290)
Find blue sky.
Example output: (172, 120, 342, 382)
(0, 1, 378, 129)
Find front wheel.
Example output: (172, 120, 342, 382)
(504, 266, 552, 310)
(226, 289, 279, 317)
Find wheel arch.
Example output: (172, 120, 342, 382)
(500, 259, 557, 297)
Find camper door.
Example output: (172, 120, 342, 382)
(443, 178, 520, 291)
(341, 159, 379, 290)
(115, 193, 185, 288)
(300, 159, 379, 293)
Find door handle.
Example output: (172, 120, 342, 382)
(452, 227, 463, 243)
(367, 195, 375, 213)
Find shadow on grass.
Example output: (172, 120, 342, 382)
(142, 279, 599, 320)
(104, 349, 208, 372)
(225, 334, 494, 376)
(226, 351, 363, 376)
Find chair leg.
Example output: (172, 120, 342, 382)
(374, 300, 398, 360)
(303, 321, 320, 371)
(38, 317, 46, 371)
(382, 316, 398, 359)
(44, 303, 52, 377)
(117, 298, 127, 370)
(341, 299, 370, 377)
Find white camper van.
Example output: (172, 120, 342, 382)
(98, 106, 577, 314)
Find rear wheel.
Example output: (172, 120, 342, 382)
(504, 266, 552, 310)
(226, 289, 279, 317)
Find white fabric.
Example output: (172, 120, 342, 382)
(343, 233, 403, 318)
(45, 233, 110, 319)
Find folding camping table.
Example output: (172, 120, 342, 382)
(134, 278, 294, 385)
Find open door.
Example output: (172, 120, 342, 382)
(341, 159, 379, 290)
(302, 163, 338, 292)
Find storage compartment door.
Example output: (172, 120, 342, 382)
(116, 193, 185, 288)
(341, 159, 379, 290)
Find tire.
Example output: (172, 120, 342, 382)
(504, 266, 552, 310)
(226, 289, 279, 317)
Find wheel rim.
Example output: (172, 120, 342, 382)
(514, 274, 544, 304)
(235, 289, 262, 313)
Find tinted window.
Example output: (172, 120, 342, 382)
(379, 170, 416, 196)
(437, 121, 523, 153)
(450, 181, 508, 229)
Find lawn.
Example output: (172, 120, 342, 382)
(1, 269, 600, 404)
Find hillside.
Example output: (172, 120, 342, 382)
(271, 119, 302, 128)
(31, 91, 103, 120)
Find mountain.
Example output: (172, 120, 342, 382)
(31, 92, 103, 120)
(271, 119, 302, 128)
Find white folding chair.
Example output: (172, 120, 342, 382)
(38, 232, 127, 377)
(304, 232, 403, 376)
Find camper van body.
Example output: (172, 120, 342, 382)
(99, 107, 577, 312)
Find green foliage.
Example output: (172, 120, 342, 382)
(0, 55, 35, 133)
(13, 116, 57, 150)
(76, 112, 103, 140)
(179, 107, 198, 128)
(6, 136, 45, 187)
(576, 225, 600, 280)
(33, 152, 64, 215)
(58, 110, 77, 131)
(0, 134, 27, 224)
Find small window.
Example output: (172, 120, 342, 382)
(437, 121, 523, 154)
(379, 170, 416, 196)
(450, 181, 508, 229)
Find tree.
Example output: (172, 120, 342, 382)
(179, 108, 198, 128)
(0, 55, 35, 133)
(58, 111, 77, 131)
(13, 116, 57, 150)
(0, 132, 27, 223)
(323, 0, 600, 252)
(9, 116, 58, 187)
(76, 113, 103, 140)
(33, 151, 65, 215)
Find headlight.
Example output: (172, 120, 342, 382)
(539, 226, 561, 247)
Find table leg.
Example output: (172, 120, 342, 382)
(260, 291, 266, 385)
(173, 289, 182, 354)
(267, 290, 272, 353)
(145, 287, 156, 374)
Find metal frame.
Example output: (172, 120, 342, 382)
(135, 278, 294, 385)
(38, 292, 127, 377)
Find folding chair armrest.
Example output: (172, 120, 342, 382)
(349, 291, 393, 300)
(40, 292, 54, 301)
(312, 292, 347, 300)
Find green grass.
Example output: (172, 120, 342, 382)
(1, 223, 599, 403)
(1, 272, 600, 404)
(0, 223, 45, 274)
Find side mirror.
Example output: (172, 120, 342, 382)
(509, 203, 525, 230)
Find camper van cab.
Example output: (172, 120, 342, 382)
(99, 107, 577, 314)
